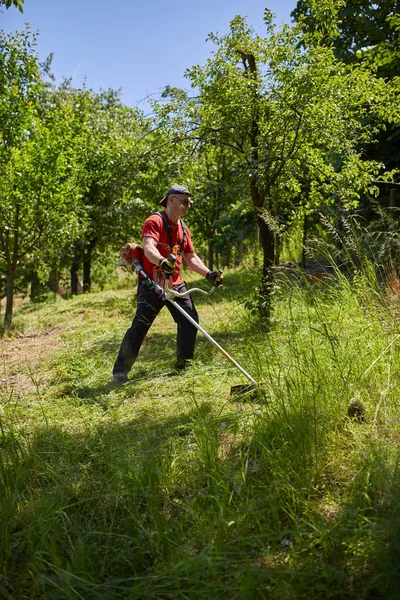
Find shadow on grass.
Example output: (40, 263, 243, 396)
(1, 401, 223, 597)
(3, 399, 400, 599)
(73, 366, 168, 403)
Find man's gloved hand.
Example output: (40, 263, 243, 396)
(206, 269, 223, 287)
(159, 253, 177, 276)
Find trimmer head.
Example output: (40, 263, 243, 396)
(230, 382, 266, 400)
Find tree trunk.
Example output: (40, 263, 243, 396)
(256, 211, 274, 320)
(302, 214, 308, 270)
(30, 271, 46, 303)
(83, 249, 92, 293)
(250, 182, 273, 319)
(48, 267, 59, 294)
(83, 256, 91, 293)
(207, 240, 214, 270)
(71, 254, 80, 296)
(254, 225, 260, 267)
(4, 266, 15, 329)
(83, 240, 97, 292)
(4, 203, 19, 329)
(275, 232, 281, 266)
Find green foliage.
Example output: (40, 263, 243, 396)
(185, 143, 255, 267)
(175, 13, 398, 316)
(0, 27, 42, 157)
(0, 27, 152, 323)
(0, 0, 24, 12)
(1, 11, 399, 332)
(59, 84, 152, 293)
(291, 0, 400, 180)
(292, 0, 400, 78)
(0, 29, 90, 326)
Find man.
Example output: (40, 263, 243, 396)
(113, 184, 223, 384)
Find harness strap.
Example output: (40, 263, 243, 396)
(155, 211, 187, 254)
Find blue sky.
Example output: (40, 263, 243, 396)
(3, 0, 298, 111)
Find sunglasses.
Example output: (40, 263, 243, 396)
(172, 195, 192, 207)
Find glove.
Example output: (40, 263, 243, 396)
(206, 269, 223, 287)
(159, 253, 176, 276)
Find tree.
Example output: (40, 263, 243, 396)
(0, 27, 43, 328)
(0, 29, 86, 328)
(182, 13, 398, 317)
(60, 87, 149, 294)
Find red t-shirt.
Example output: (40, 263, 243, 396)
(142, 212, 194, 286)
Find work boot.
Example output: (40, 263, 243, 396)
(174, 358, 193, 371)
(113, 372, 128, 385)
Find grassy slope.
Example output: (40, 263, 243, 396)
(1, 269, 400, 599)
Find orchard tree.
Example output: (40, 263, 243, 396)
(1, 27, 43, 328)
(63, 87, 150, 294)
(182, 13, 398, 317)
(0, 28, 40, 163)
(149, 87, 255, 267)
(0, 29, 86, 328)
(0, 95, 87, 328)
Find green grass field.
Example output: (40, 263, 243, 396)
(1, 268, 400, 599)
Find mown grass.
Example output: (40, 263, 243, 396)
(1, 267, 400, 599)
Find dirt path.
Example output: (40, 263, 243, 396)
(0, 328, 61, 395)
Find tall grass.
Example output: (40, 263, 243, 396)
(1, 267, 400, 599)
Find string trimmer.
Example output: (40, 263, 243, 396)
(118, 244, 259, 396)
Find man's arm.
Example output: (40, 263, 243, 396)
(183, 252, 210, 277)
(185, 252, 223, 286)
(143, 237, 165, 266)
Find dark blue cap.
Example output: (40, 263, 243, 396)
(160, 184, 190, 207)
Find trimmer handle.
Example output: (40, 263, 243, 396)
(159, 253, 177, 277)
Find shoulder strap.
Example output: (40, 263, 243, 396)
(155, 211, 187, 253)
(179, 219, 187, 251)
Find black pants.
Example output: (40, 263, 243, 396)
(113, 280, 199, 375)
